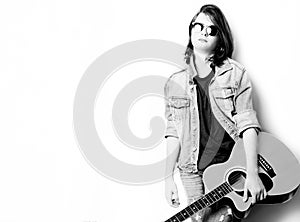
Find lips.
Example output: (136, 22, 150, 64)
(198, 38, 207, 42)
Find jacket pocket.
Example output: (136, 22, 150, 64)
(169, 96, 190, 121)
(212, 87, 236, 112)
(170, 96, 190, 108)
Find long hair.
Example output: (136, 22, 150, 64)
(184, 4, 234, 67)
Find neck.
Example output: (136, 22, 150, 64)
(192, 50, 213, 78)
(193, 53, 208, 63)
(193, 49, 213, 63)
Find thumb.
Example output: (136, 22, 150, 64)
(172, 188, 179, 200)
(165, 190, 173, 206)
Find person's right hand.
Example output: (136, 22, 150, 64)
(165, 179, 180, 207)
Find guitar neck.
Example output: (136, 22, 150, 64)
(164, 182, 233, 222)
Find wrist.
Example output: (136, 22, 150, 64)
(247, 168, 259, 176)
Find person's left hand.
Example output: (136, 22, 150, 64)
(243, 171, 267, 204)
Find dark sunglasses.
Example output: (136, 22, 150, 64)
(191, 22, 218, 36)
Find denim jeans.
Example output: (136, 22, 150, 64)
(179, 171, 241, 222)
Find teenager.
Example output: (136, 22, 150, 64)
(164, 4, 267, 222)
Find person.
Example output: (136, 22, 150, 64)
(164, 4, 267, 222)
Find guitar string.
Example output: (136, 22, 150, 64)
(166, 151, 277, 221)
(166, 182, 233, 222)
(165, 173, 249, 222)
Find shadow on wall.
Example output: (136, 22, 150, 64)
(233, 42, 268, 133)
(244, 188, 300, 221)
(242, 70, 300, 221)
(232, 48, 300, 220)
(251, 79, 268, 134)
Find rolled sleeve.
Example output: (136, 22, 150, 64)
(164, 79, 179, 139)
(233, 69, 261, 137)
(165, 117, 179, 138)
(233, 109, 261, 136)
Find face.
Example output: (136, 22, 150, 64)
(191, 13, 218, 55)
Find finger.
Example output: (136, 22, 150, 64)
(259, 192, 263, 201)
(264, 189, 268, 199)
(260, 190, 265, 201)
(171, 193, 180, 207)
(258, 189, 266, 201)
(171, 195, 179, 203)
(171, 199, 180, 207)
(262, 189, 267, 200)
(251, 194, 257, 205)
(165, 192, 173, 206)
(243, 187, 248, 202)
(172, 190, 179, 200)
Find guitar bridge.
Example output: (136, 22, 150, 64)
(258, 154, 276, 178)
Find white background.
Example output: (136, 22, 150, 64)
(1, 0, 300, 221)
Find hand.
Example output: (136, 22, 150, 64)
(165, 179, 180, 208)
(243, 172, 267, 205)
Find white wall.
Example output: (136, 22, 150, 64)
(1, 0, 300, 222)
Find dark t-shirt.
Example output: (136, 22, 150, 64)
(193, 70, 235, 171)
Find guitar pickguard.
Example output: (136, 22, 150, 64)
(225, 169, 274, 198)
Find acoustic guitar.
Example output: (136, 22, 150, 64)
(164, 132, 300, 222)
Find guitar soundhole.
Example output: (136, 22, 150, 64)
(227, 170, 246, 191)
(227, 170, 274, 195)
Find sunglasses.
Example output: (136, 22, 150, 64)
(191, 22, 218, 36)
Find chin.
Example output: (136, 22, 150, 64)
(193, 44, 212, 52)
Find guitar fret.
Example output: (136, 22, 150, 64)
(173, 215, 180, 222)
(222, 184, 229, 193)
(225, 183, 232, 192)
(186, 206, 194, 215)
(225, 182, 233, 192)
(206, 193, 213, 203)
(202, 196, 210, 206)
(168, 211, 185, 222)
(208, 192, 215, 202)
(197, 201, 205, 210)
(220, 184, 228, 194)
(216, 186, 224, 196)
(211, 190, 219, 201)
(190, 203, 199, 213)
(222, 183, 230, 194)
(166, 215, 179, 222)
(181, 209, 190, 218)
(194, 201, 202, 210)
(214, 188, 222, 199)
(176, 212, 185, 221)
(209, 192, 217, 202)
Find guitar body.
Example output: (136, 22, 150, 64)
(203, 132, 300, 219)
(164, 133, 300, 222)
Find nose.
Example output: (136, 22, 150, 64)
(200, 28, 208, 37)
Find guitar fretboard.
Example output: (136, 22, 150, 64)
(164, 182, 233, 222)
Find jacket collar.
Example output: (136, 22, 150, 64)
(186, 56, 233, 82)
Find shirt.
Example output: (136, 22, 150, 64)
(193, 69, 235, 171)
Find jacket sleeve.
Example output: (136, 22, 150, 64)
(233, 69, 261, 137)
(164, 78, 179, 139)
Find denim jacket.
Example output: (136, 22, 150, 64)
(164, 58, 261, 173)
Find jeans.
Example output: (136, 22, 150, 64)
(179, 171, 241, 222)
